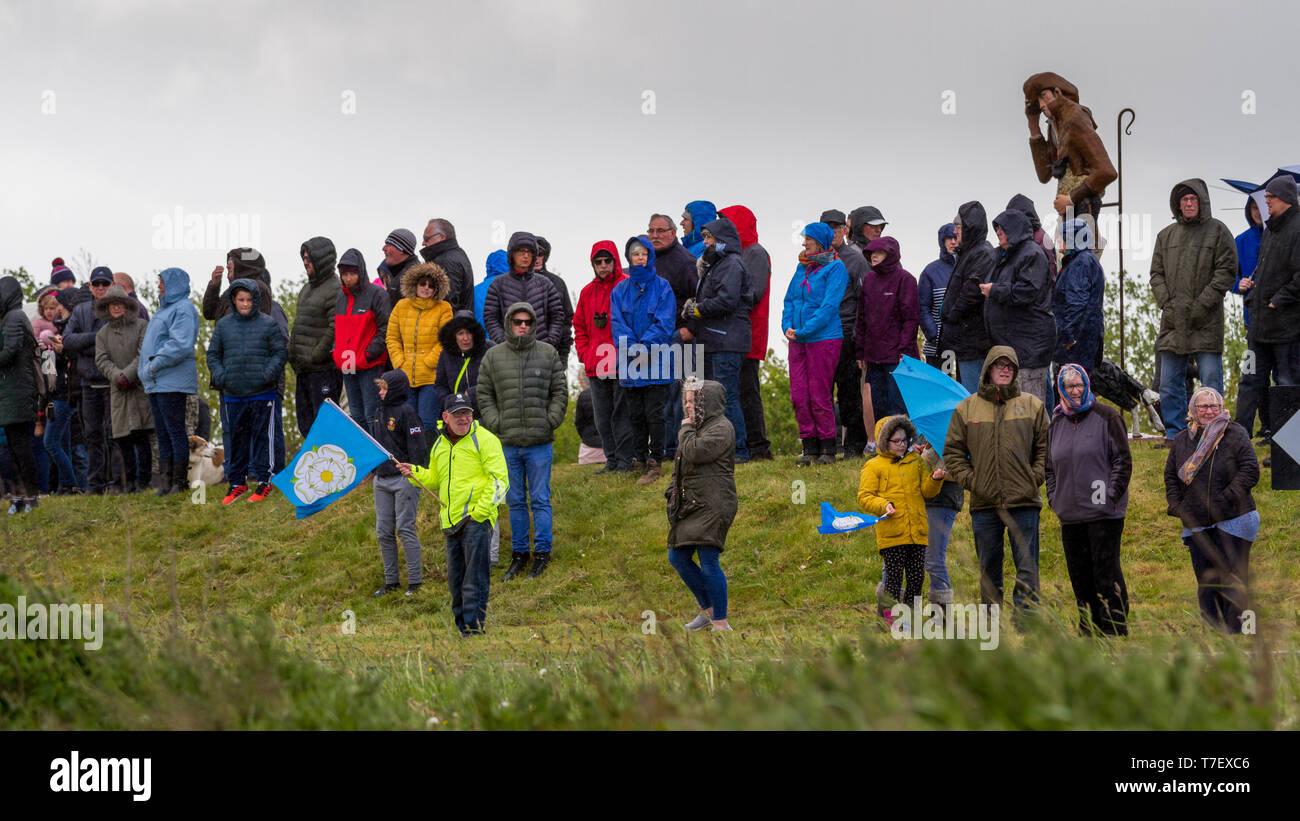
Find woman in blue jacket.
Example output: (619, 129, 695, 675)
(140, 267, 199, 496)
(782, 222, 848, 465)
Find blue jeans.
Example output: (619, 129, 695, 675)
(926, 505, 958, 600)
(971, 507, 1041, 611)
(32, 425, 49, 494)
(446, 517, 493, 634)
(704, 352, 748, 460)
(147, 391, 189, 462)
(408, 384, 441, 432)
(668, 546, 727, 620)
(958, 360, 984, 395)
(503, 443, 553, 555)
(342, 366, 383, 429)
(1159, 351, 1222, 438)
(44, 399, 77, 488)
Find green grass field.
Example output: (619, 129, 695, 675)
(2, 435, 1297, 730)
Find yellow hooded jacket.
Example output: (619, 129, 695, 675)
(857, 416, 942, 550)
(387, 262, 453, 387)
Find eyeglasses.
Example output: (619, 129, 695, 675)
(991, 361, 1015, 371)
(90, 282, 111, 288)
(888, 437, 909, 446)
(1195, 403, 1223, 411)
(511, 318, 534, 326)
(647, 228, 674, 235)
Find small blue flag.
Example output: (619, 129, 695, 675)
(817, 501, 881, 534)
(271, 399, 393, 519)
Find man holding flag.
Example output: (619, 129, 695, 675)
(398, 393, 509, 636)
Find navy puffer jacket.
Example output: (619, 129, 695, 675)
(984, 209, 1057, 369)
(207, 279, 287, 398)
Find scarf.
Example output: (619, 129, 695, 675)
(1054, 364, 1094, 416)
(1178, 411, 1231, 485)
(797, 248, 835, 270)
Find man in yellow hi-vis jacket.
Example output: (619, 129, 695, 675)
(399, 392, 508, 636)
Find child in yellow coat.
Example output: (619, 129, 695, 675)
(857, 415, 945, 622)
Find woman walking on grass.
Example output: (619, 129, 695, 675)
(666, 378, 737, 631)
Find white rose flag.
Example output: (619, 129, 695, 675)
(271, 399, 393, 518)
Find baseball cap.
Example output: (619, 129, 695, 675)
(443, 393, 473, 413)
(819, 209, 847, 226)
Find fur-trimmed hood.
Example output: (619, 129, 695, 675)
(873, 415, 918, 462)
(437, 310, 486, 358)
(401, 262, 450, 302)
(94, 284, 141, 322)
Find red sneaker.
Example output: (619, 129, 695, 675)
(221, 485, 248, 505)
(247, 482, 273, 502)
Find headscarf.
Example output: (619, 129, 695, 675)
(1055, 364, 1094, 416)
(1178, 386, 1231, 485)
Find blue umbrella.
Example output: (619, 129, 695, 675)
(891, 356, 969, 459)
(1221, 166, 1300, 217)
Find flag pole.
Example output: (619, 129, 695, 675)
(322, 398, 440, 503)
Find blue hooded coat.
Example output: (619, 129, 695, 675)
(475, 250, 508, 328)
(610, 236, 676, 387)
(918, 224, 957, 357)
(1233, 196, 1264, 326)
(683, 200, 718, 258)
(139, 267, 199, 395)
(1052, 219, 1105, 367)
(782, 223, 847, 345)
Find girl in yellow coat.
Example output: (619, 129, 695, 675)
(386, 262, 453, 429)
(857, 415, 945, 621)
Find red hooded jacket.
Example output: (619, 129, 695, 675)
(718, 205, 771, 360)
(573, 240, 627, 377)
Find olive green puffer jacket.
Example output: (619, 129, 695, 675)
(477, 302, 567, 446)
(288, 236, 341, 373)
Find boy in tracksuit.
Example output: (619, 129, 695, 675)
(398, 391, 509, 635)
(370, 369, 429, 597)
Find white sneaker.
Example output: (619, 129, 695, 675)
(684, 613, 711, 631)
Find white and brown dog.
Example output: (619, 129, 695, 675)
(188, 436, 226, 488)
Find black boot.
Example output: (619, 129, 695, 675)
(796, 437, 816, 467)
(502, 552, 531, 581)
(156, 459, 173, 497)
(527, 553, 551, 578)
(169, 458, 189, 495)
(816, 438, 837, 464)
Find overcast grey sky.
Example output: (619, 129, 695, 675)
(3, 0, 1297, 347)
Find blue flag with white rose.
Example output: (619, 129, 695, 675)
(271, 399, 393, 519)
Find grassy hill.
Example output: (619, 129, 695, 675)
(2, 438, 1297, 730)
